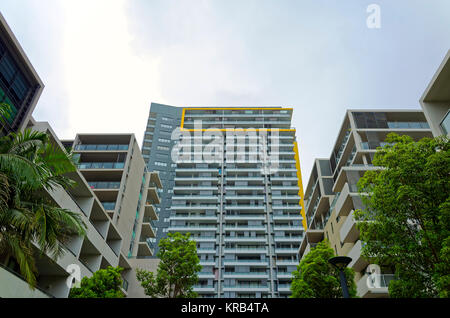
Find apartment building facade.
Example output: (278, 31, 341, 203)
(0, 120, 129, 298)
(71, 133, 162, 297)
(141, 103, 183, 256)
(166, 107, 306, 298)
(420, 50, 450, 137)
(298, 109, 433, 298)
(0, 12, 43, 134)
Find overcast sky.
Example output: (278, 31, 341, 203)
(1, 0, 449, 182)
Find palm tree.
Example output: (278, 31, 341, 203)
(0, 102, 87, 288)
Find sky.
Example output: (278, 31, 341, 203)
(1, 0, 449, 182)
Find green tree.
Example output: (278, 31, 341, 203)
(0, 103, 87, 287)
(69, 266, 125, 298)
(355, 133, 450, 298)
(290, 240, 357, 298)
(136, 232, 201, 298)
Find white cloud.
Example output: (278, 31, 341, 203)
(60, 0, 163, 145)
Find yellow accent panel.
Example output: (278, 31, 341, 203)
(293, 141, 307, 231)
(180, 108, 186, 129)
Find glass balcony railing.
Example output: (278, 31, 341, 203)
(101, 202, 116, 210)
(387, 121, 429, 129)
(335, 129, 351, 166)
(224, 259, 268, 263)
(122, 278, 129, 291)
(77, 162, 125, 169)
(88, 181, 121, 189)
(440, 111, 450, 135)
(224, 272, 268, 276)
(75, 144, 129, 151)
(224, 283, 268, 288)
(360, 141, 392, 150)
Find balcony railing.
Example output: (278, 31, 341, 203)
(387, 121, 429, 129)
(88, 181, 121, 189)
(77, 162, 125, 169)
(360, 141, 391, 150)
(101, 202, 116, 210)
(75, 144, 129, 151)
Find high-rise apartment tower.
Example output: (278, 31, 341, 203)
(165, 106, 306, 298)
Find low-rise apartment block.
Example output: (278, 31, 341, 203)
(71, 133, 162, 297)
(1, 120, 128, 297)
(420, 50, 450, 137)
(299, 109, 433, 298)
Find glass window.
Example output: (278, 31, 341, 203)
(0, 55, 16, 84)
(441, 111, 450, 135)
(10, 73, 28, 102)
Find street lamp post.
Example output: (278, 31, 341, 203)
(328, 256, 352, 298)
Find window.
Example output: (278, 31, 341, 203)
(161, 123, 173, 129)
(158, 138, 171, 143)
(440, 110, 450, 135)
(157, 145, 170, 151)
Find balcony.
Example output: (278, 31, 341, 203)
(272, 203, 300, 209)
(223, 272, 268, 278)
(224, 237, 267, 243)
(275, 259, 298, 266)
(334, 183, 353, 218)
(224, 215, 265, 221)
(273, 214, 302, 220)
(386, 121, 429, 129)
(273, 225, 302, 231)
(340, 210, 359, 243)
(275, 248, 299, 254)
(141, 217, 156, 238)
(77, 162, 125, 170)
(348, 240, 368, 271)
(0, 265, 53, 298)
(172, 215, 217, 221)
(101, 201, 116, 211)
(225, 205, 265, 211)
(147, 189, 160, 205)
(193, 286, 216, 293)
(171, 205, 219, 211)
(224, 225, 267, 232)
(223, 284, 270, 292)
(75, 144, 129, 151)
(277, 272, 293, 279)
(277, 284, 292, 292)
(173, 195, 219, 201)
(224, 247, 268, 254)
(223, 259, 269, 266)
(273, 235, 303, 242)
(357, 273, 396, 298)
(88, 181, 121, 190)
(144, 203, 158, 220)
(137, 240, 154, 257)
(168, 225, 217, 232)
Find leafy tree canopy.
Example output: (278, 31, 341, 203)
(69, 266, 124, 298)
(290, 240, 357, 298)
(136, 232, 201, 298)
(355, 133, 450, 298)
